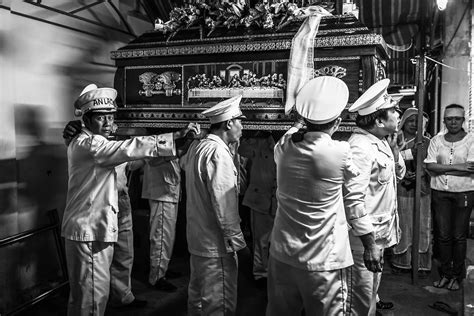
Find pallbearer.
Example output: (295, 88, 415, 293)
(180, 95, 247, 315)
(344, 79, 406, 316)
(62, 84, 198, 316)
(268, 76, 377, 316)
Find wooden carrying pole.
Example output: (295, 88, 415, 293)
(411, 54, 426, 285)
(411, 0, 428, 286)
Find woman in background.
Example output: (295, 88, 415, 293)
(425, 104, 474, 291)
(391, 108, 432, 277)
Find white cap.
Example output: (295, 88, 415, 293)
(349, 79, 396, 115)
(295, 76, 349, 124)
(74, 84, 117, 117)
(202, 95, 246, 124)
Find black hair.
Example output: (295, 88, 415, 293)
(209, 121, 227, 132)
(82, 111, 94, 121)
(305, 117, 339, 132)
(355, 108, 391, 129)
(209, 118, 241, 132)
(291, 117, 339, 142)
(445, 104, 465, 112)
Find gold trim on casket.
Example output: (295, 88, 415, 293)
(111, 33, 386, 59)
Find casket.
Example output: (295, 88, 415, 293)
(111, 14, 388, 134)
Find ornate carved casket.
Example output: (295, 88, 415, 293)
(111, 14, 388, 134)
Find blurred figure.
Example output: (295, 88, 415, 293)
(15, 104, 68, 230)
(180, 95, 247, 316)
(391, 108, 432, 277)
(239, 132, 277, 288)
(1, 105, 69, 313)
(425, 104, 474, 291)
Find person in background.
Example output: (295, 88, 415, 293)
(62, 83, 199, 316)
(180, 95, 247, 315)
(238, 131, 277, 289)
(345, 79, 406, 316)
(267, 76, 379, 316)
(142, 157, 182, 292)
(391, 108, 432, 278)
(425, 103, 474, 291)
(110, 162, 145, 307)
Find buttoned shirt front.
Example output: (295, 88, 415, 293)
(345, 128, 406, 250)
(424, 133, 474, 192)
(62, 129, 174, 242)
(270, 128, 364, 271)
(180, 134, 246, 258)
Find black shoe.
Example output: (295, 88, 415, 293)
(391, 265, 411, 275)
(165, 269, 183, 279)
(111, 298, 147, 309)
(418, 270, 431, 279)
(154, 277, 177, 292)
(124, 299, 148, 308)
(376, 300, 394, 310)
(255, 278, 267, 290)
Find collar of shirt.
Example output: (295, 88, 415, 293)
(206, 134, 233, 157)
(353, 127, 392, 158)
(303, 131, 331, 142)
(82, 128, 93, 137)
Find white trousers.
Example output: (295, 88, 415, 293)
(251, 210, 274, 280)
(148, 200, 178, 284)
(347, 249, 382, 316)
(266, 256, 348, 316)
(188, 253, 239, 316)
(109, 209, 135, 306)
(65, 240, 114, 316)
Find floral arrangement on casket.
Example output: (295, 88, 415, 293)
(154, 0, 334, 40)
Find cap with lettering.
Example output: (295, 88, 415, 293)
(349, 79, 397, 115)
(295, 76, 349, 124)
(74, 84, 117, 117)
(202, 95, 246, 124)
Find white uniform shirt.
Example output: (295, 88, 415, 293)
(115, 163, 132, 215)
(180, 134, 246, 258)
(270, 128, 365, 271)
(424, 133, 474, 192)
(345, 128, 406, 250)
(62, 129, 174, 242)
(142, 158, 181, 203)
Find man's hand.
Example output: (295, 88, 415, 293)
(359, 232, 383, 273)
(292, 111, 305, 130)
(404, 170, 416, 181)
(173, 122, 201, 140)
(387, 133, 400, 161)
(63, 120, 82, 146)
(363, 244, 383, 273)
